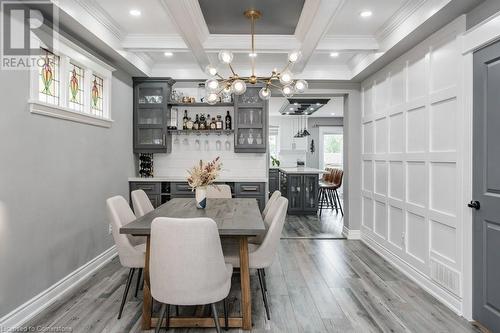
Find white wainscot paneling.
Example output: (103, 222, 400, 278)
(375, 118, 388, 153)
(406, 106, 426, 153)
(390, 65, 406, 106)
(375, 200, 387, 239)
(363, 197, 374, 230)
(406, 211, 428, 264)
(430, 162, 457, 216)
(430, 98, 457, 152)
(389, 205, 405, 250)
(363, 160, 373, 192)
(375, 161, 388, 195)
(389, 161, 404, 200)
(363, 84, 374, 117)
(431, 220, 457, 263)
(407, 55, 427, 101)
(363, 122, 374, 154)
(430, 36, 458, 93)
(407, 162, 426, 207)
(375, 77, 389, 113)
(389, 112, 404, 153)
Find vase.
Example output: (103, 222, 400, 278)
(195, 186, 207, 209)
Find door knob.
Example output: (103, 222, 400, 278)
(468, 200, 480, 210)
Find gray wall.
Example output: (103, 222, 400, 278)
(305, 117, 344, 169)
(0, 68, 134, 316)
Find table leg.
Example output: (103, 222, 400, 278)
(239, 236, 252, 330)
(142, 236, 152, 330)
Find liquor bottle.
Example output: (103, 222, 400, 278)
(216, 115, 223, 130)
(206, 114, 211, 129)
(225, 110, 232, 130)
(199, 113, 206, 130)
(210, 117, 217, 130)
(186, 117, 194, 130)
(182, 110, 188, 130)
(193, 114, 199, 130)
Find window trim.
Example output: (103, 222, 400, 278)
(29, 30, 115, 127)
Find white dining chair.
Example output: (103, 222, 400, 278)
(150, 217, 233, 333)
(131, 189, 155, 217)
(250, 193, 282, 245)
(106, 195, 146, 319)
(206, 184, 232, 199)
(222, 197, 288, 320)
(262, 190, 281, 218)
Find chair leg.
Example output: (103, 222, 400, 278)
(134, 268, 142, 298)
(223, 298, 229, 331)
(257, 269, 271, 320)
(118, 268, 135, 319)
(261, 268, 268, 292)
(335, 190, 343, 216)
(156, 304, 167, 333)
(329, 189, 338, 213)
(211, 303, 222, 333)
(318, 189, 324, 216)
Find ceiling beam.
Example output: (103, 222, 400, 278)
(292, 0, 346, 73)
(317, 35, 379, 51)
(159, 0, 211, 71)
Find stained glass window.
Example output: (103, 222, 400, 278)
(38, 48, 60, 105)
(68, 63, 84, 112)
(90, 74, 104, 117)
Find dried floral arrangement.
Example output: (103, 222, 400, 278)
(187, 157, 222, 190)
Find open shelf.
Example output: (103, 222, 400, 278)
(167, 129, 234, 136)
(168, 102, 234, 107)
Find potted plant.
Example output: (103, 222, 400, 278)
(271, 155, 280, 167)
(187, 157, 222, 209)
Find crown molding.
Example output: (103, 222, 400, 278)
(72, 0, 125, 40)
(122, 34, 187, 50)
(375, 0, 427, 41)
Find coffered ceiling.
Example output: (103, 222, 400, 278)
(57, 0, 483, 79)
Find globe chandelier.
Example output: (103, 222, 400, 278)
(204, 9, 308, 104)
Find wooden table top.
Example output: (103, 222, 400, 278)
(120, 198, 266, 236)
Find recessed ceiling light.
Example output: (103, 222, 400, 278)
(331, 113, 336, 115)
(330, 52, 339, 58)
(316, 102, 321, 106)
(360, 10, 372, 18)
(310, 107, 314, 111)
(249, 52, 257, 58)
(164, 52, 173, 57)
(129, 9, 141, 16)
(289, 107, 294, 111)
(294, 102, 299, 106)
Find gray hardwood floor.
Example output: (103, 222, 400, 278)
(26, 239, 479, 333)
(282, 210, 344, 239)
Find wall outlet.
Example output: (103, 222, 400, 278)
(108, 224, 112, 235)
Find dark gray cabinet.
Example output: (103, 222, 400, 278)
(280, 172, 319, 214)
(234, 87, 268, 153)
(129, 180, 265, 211)
(133, 78, 175, 153)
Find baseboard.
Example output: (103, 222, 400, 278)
(342, 226, 361, 239)
(361, 233, 463, 315)
(0, 246, 117, 330)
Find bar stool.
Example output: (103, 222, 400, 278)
(330, 169, 344, 216)
(318, 168, 336, 216)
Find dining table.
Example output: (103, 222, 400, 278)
(120, 197, 266, 330)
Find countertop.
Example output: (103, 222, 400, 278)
(278, 167, 326, 174)
(129, 176, 268, 183)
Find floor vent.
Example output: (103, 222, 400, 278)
(430, 259, 461, 296)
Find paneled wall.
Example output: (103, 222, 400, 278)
(361, 18, 466, 311)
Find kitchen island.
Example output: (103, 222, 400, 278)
(279, 167, 326, 214)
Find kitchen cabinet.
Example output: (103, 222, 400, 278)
(269, 168, 280, 196)
(279, 170, 319, 214)
(234, 86, 268, 153)
(133, 78, 175, 153)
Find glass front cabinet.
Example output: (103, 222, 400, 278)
(133, 78, 175, 153)
(234, 86, 268, 153)
(280, 172, 319, 214)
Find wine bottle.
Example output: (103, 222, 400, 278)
(193, 114, 199, 130)
(199, 113, 206, 130)
(182, 110, 188, 130)
(206, 114, 211, 130)
(210, 117, 217, 130)
(225, 110, 232, 130)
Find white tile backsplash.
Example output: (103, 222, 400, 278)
(154, 133, 267, 180)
